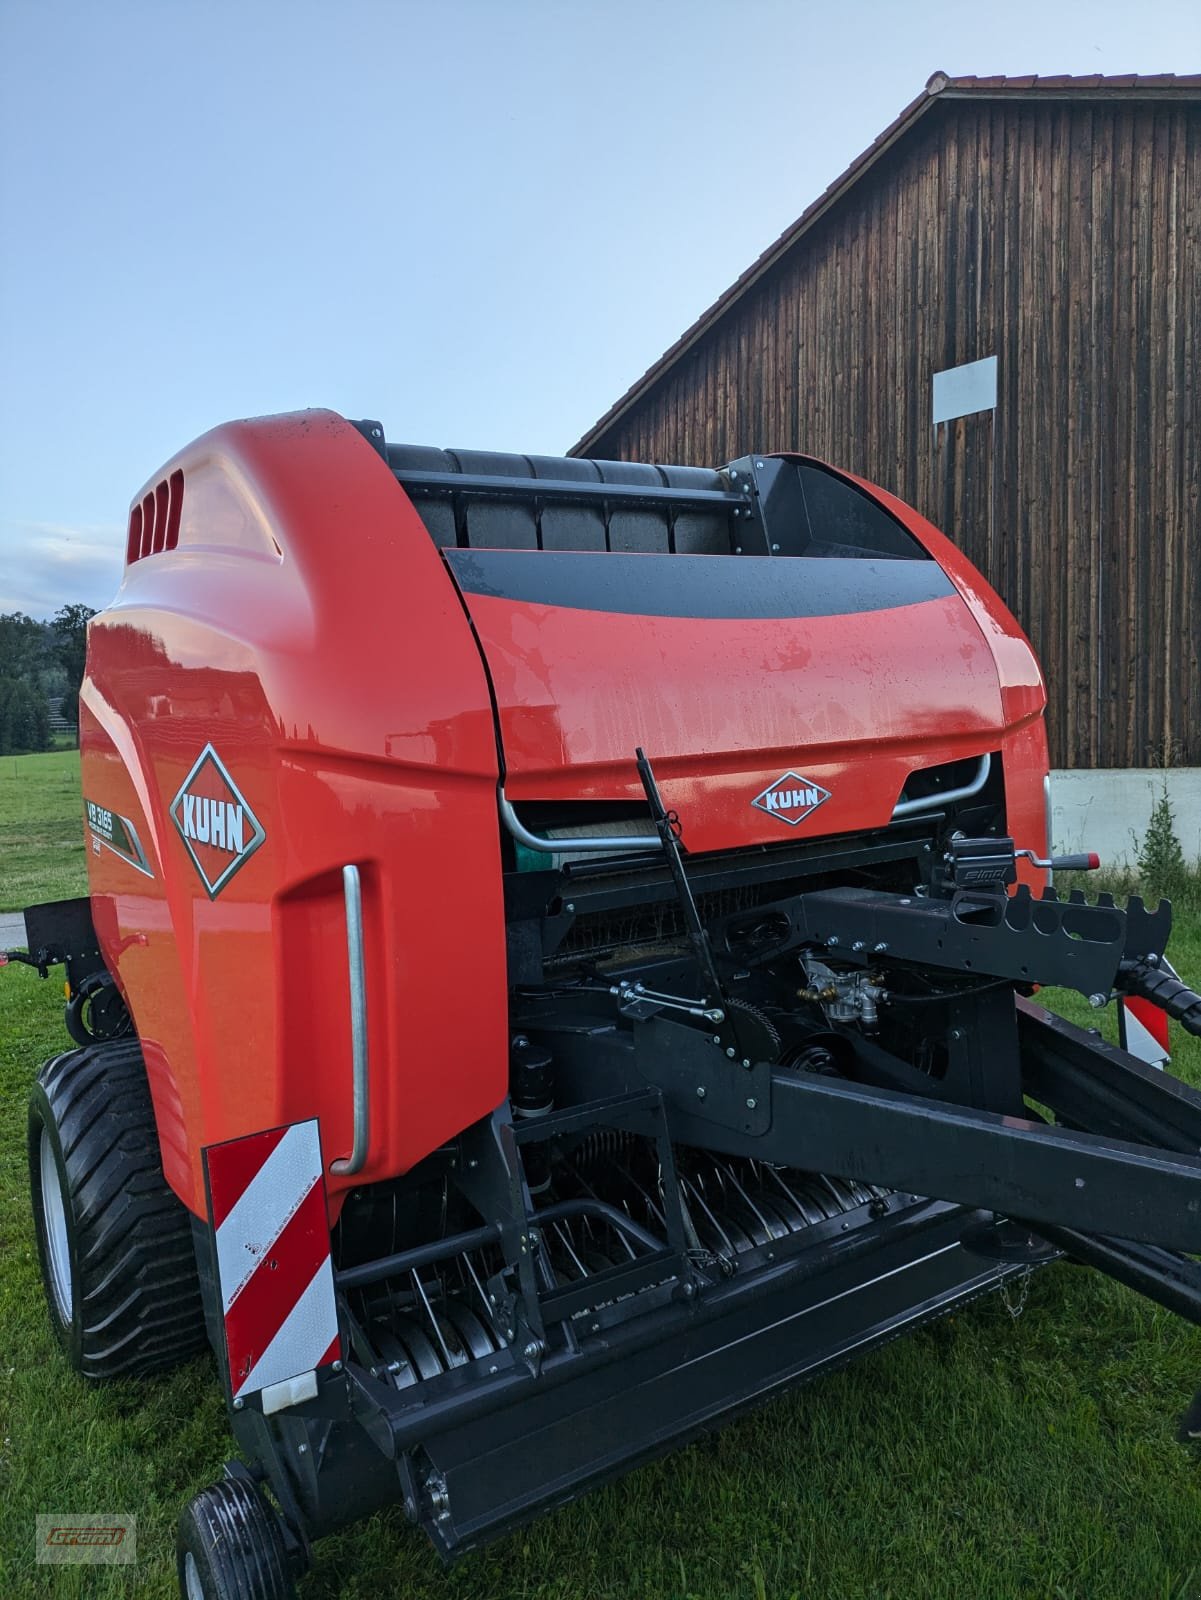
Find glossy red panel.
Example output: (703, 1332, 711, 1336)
(81, 411, 506, 1218)
(461, 584, 1004, 852)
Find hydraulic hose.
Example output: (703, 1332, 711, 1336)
(1118, 956, 1201, 1040)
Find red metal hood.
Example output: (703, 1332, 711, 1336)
(445, 540, 1039, 855)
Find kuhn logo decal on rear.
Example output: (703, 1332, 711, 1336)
(751, 772, 831, 828)
(169, 744, 265, 898)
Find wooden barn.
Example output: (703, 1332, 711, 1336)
(572, 73, 1201, 775)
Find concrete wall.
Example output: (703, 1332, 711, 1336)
(1049, 769, 1201, 867)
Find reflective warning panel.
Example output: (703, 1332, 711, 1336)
(203, 1119, 340, 1401)
(1119, 996, 1171, 1070)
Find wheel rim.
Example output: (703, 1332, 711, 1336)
(183, 1551, 205, 1600)
(40, 1126, 73, 1323)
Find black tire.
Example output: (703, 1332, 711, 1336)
(28, 1037, 206, 1379)
(177, 1478, 297, 1600)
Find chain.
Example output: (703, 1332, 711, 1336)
(999, 1266, 1033, 1320)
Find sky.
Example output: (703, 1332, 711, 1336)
(1, 0, 1197, 618)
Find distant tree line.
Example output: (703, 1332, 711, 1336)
(0, 605, 96, 755)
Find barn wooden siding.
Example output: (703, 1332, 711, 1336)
(579, 96, 1201, 771)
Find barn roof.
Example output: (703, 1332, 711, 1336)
(571, 71, 1201, 456)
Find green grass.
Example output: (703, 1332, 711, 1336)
(0, 749, 88, 912)
(4, 751, 1201, 1597)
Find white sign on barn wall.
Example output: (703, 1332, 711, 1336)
(932, 355, 998, 425)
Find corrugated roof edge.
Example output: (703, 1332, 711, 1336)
(569, 70, 1201, 458)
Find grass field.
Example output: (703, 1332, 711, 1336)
(4, 749, 1201, 1598)
(0, 749, 88, 912)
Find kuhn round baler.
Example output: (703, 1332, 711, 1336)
(11, 409, 1201, 1598)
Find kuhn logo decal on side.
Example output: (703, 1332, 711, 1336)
(169, 744, 266, 898)
(751, 772, 831, 827)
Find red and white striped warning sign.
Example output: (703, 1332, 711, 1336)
(1119, 996, 1171, 1070)
(204, 1120, 340, 1402)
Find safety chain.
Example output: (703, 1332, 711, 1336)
(999, 1266, 1033, 1320)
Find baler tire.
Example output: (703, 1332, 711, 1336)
(176, 1479, 297, 1600)
(27, 1037, 206, 1380)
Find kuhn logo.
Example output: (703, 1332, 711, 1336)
(751, 771, 831, 827)
(169, 744, 266, 898)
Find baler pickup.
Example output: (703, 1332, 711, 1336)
(302, 817, 1201, 1559)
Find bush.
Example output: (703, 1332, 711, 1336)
(1137, 779, 1191, 908)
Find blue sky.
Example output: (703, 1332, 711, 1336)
(1, 0, 1196, 617)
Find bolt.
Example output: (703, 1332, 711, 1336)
(734, 546, 743, 554)
(233, 1398, 244, 1410)
(726, 1046, 737, 1058)
(1089, 993, 1108, 1008)
(828, 936, 840, 947)
(873, 942, 889, 954)
(746, 1097, 757, 1110)
(468, 1158, 478, 1169)
(523, 1340, 542, 1359)
(729, 469, 739, 480)
(949, 1028, 962, 1042)
(565, 902, 575, 913)
(852, 940, 866, 952)
(712, 1034, 722, 1045)
(755, 460, 765, 468)
(332, 1358, 343, 1372)
(696, 1085, 707, 1099)
(742, 1058, 751, 1069)
(1146, 953, 1160, 967)
(298, 1443, 308, 1455)
(771, 543, 780, 552)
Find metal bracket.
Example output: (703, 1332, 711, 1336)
(455, 1110, 547, 1346)
(634, 1015, 771, 1136)
(718, 882, 1143, 999)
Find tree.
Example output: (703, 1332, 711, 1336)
(0, 611, 51, 683)
(51, 603, 97, 729)
(0, 676, 50, 754)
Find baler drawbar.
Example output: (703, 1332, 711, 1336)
(11, 409, 1201, 1598)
